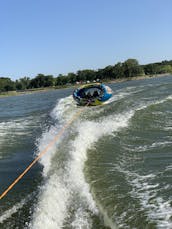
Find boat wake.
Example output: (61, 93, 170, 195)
(30, 89, 172, 228)
(1, 79, 172, 229)
(29, 94, 135, 228)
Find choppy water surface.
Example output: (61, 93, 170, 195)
(0, 76, 172, 229)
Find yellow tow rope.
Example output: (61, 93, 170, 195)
(0, 104, 88, 200)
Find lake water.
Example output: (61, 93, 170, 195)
(0, 76, 172, 229)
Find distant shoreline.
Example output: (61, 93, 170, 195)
(108, 73, 171, 83)
(0, 73, 171, 98)
(0, 85, 76, 98)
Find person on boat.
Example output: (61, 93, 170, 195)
(81, 90, 86, 98)
(93, 90, 99, 97)
(86, 91, 92, 99)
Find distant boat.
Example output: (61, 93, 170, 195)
(73, 83, 113, 106)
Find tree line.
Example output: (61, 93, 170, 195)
(1, 58, 172, 92)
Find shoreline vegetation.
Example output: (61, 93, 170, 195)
(0, 73, 170, 98)
(0, 58, 172, 98)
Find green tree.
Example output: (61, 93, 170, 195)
(67, 73, 77, 84)
(158, 65, 172, 74)
(144, 64, 159, 75)
(15, 77, 30, 90)
(44, 75, 54, 87)
(113, 62, 124, 78)
(76, 70, 96, 82)
(0, 77, 15, 91)
(123, 59, 144, 77)
(29, 74, 46, 88)
(102, 66, 115, 79)
(55, 74, 68, 86)
(96, 68, 105, 80)
(15, 80, 23, 90)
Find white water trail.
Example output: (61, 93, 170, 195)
(0, 117, 40, 158)
(130, 173, 172, 228)
(0, 201, 25, 224)
(31, 91, 172, 229)
(0, 194, 32, 224)
(30, 95, 135, 229)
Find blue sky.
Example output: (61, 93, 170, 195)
(0, 0, 172, 80)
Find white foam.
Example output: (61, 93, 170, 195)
(130, 141, 172, 153)
(110, 87, 140, 102)
(0, 195, 30, 224)
(133, 94, 172, 114)
(0, 203, 23, 224)
(30, 174, 70, 229)
(31, 92, 172, 228)
(166, 95, 172, 100)
(154, 94, 172, 105)
(36, 124, 60, 177)
(0, 118, 36, 159)
(71, 208, 92, 229)
(0, 118, 36, 145)
(152, 141, 172, 148)
(50, 96, 77, 123)
(115, 165, 172, 228)
(164, 127, 172, 131)
(0, 116, 43, 161)
(31, 96, 135, 229)
(165, 164, 172, 172)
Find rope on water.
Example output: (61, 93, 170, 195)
(0, 103, 89, 200)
